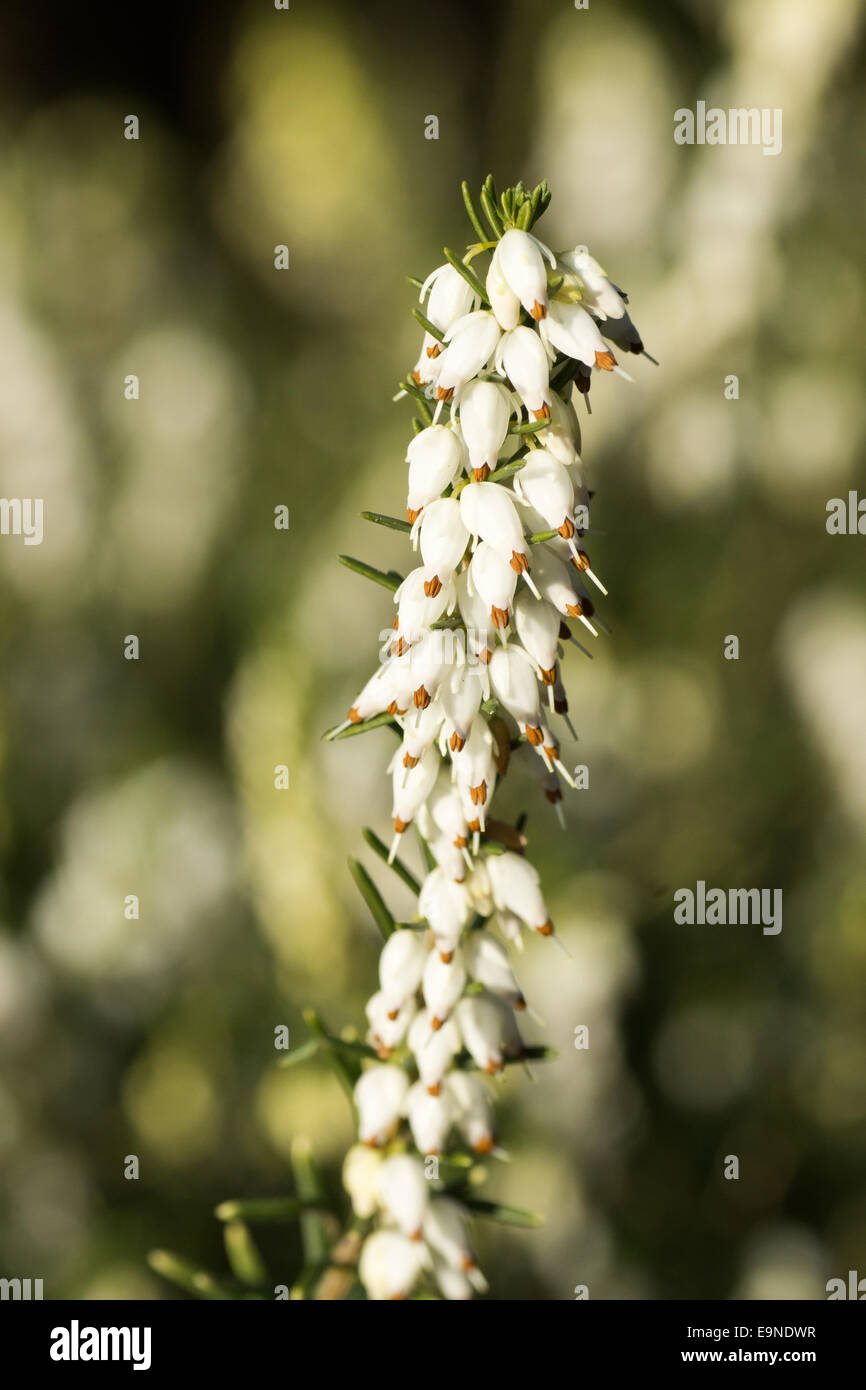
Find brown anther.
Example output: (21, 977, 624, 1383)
(469, 781, 487, 806)
(387, 700, 399, 716)
(392, 616, 400, 629)
(594, 349, 616, 371)
(524, 724, 543, 746)
(530, 299, 546, 322)
(491, 605, 509, 630)
(412, 370, 422, 385)
(472, 464, 491, 481)
(449, 731, 465, 752)
(484, 819, 527, 853)
(571, 551, 589, 572)
(403, 752, 419, 769)
(386, 1008, 399, 1021)
(478, 645, 493, 663)
(407, 507, 421, 524)
(391, 638, 407, 656)
(473, 1136, 495, 1155)
(460, 1255, 476, 1273)
(544, 743, 559, 762)
(436, 385, 454, 402)
(414, 685, 431, 709)
(424, 575, 442, 598)
(558, 516, 575, 539)
(426, 1082, 441, 1096)
(545, 787, 563, 804)
(454, 834, 467, 849)
(410, 1229, 424, 1242)
(515, 996, 527, 1011)
(394, 816, 409, 833)
(509, 550, 529, 574)
(348, 707, 361, 723)
(485, 1060, 502, 1075)
(531, 402, 551, 420)
(426, 343, 441, 359)
(431, 1016, 443, 1031)
(438, 951, 452, 965)
(565, 601, 585, 619)
(467, 818, 480, 833)
(536, 920, 554, 936)
(540, 666, 556, 686)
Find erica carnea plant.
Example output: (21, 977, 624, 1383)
(149, 176, 650, 1302)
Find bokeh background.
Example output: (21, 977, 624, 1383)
(1, 0, 865, 1300)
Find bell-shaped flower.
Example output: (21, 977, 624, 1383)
(422, 946, 467, 1029)
(401, 628, 458, 709)
(497, 227, 555, 321)
(440, 663, 485, 752)
(541, 300, 617, 372)
(513, 587, 560, 683)
(432, 1253, 474, 1301)
(347, 661, 404, 725)
(422, 767, 470, 848)
(486, 849, 554, 936)
(495, 325, 552, 419)
(408, 1009, 462, 1093)
(485, 243, 520, 331)
(359, 1229, 427, 1301)
(530, 544, 597, 633)
(392, 567, 455, 652)
(539, 388, 582, 465)
(421, 261, 479, 333)
(378, 927, 429, 1013)
(459, 480, 535, 585)
(343, 1143, 385, 1219)
(366, 989, 417, 1055)
(397, 697, 445, 770)
(558, 245, 627, 321)
(446, 1070, 496, 1153)
(468, 540, 518, 630)
(434, 311, 501, 402)
(464, 929, 525, 1009)
(411, 332, 444, 386)
(377, 1153, 430, 1240)
(455, 569, 496, 660)
(429, 831, 467, 883)
(406, 425, 462, 522)
(451, 714, 497, 819)
(455, 991, 523, 1073)
(354, 1064, 411, 1146)
(598, 308, 646, 356)
(456, 378, 514, 480)
(418, 866, 472, 961)
(513, 448, 577, 540)
(405, 1080, 455, 1155)
(489, 645, 544, 744)
(423, 1196, 488, 1291)
(391, 743, 441, 843)
(417, 497, 469, 594)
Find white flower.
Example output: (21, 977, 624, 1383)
(431, 1253, 474, 1300)
(440, 663, 485, 752)
(406, 425, 462, 522)
(486, 243, 521, 331)
(421, 768, 469, 848)
(417, 497, 470, 592)
(354, 1064, 411, 1147)
(347, 662, 403, 725)
(378, 927, 429, 1012)
(421, 261, 479, 332)
(405, 1080, 455, 1155)
(366, 989, 417, 1053)
(418, 867, 472, 960)
(539, 388, 582, 465)
(456, 378, 514, 480)
(446, 1070, 496, 1153)
(359, 1229, 427, 1301)
(393, 567, 455, 651)
(422, 946, 467, 1028)
(343, 1143, 384, 1219)
(489, 645, 543, 744)
(455, 569, 496, 661)
(558, 245, 627, 321)
(495, 325, 552, 419)
(530, 543, 597, 632)
(398, 697, 445, 769)
(468, 540, 518, 630)
(391, 743, 441, 840)
(496, 228, 555, 321)
(429, 832, 467, 883)
(459, 480, 534, 584)
(423, 1196, 488, 1291)
(455, 991, 523, 1073)
(485, 850, 553, 936)
(402, 628, 457, 709)
(541, 300, 617, 372)
(408, 1010, 462, 1093)
(451, 714, 497, 827)
(411, 332, 444, 386)
(513, 448, 576, 539)
(434, 311, 502, 402)
(513, 587, 561, 683)
(377, 1153, 430, 1239)
(464, 928, 525, 1008)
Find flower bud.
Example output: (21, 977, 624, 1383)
(359, 1229, 427, 1300)
(343, 1143, 384, 1219)
(455, 991, 523, 1073)
(422, 946, 467, 1028)
(418, 497, 470, 590)
(378, 927, 429, 1011)
(497, 228, 553, 322)
(377, 1153, 430, 1239)
(406, 425, 462, 521)
(354, 1064, 410, 1146)
(486, 849, 553, 935)
(446, 1070, 496, 1153)
(457, 378, 514, 479)
(464, 928, 524, 1008)
(408, 1010, 462, 1093)
(423, 1196, 488, 1291)
(435, 311, 501, 402)
(495, 325, 552, 419)
(405, 1079, 455, 1155)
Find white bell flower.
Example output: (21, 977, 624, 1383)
(393, 567, 455, 651)
(513, 587, 560, 684)
(397, 697, 445, 769)
(486, 849, 554, 936)
(346, 661, 404, 726)
(423, 1196, 488, 1291)
(377, 1153, 430, 1240)
(513, 448, 577, 539)
(422, 946, 468, 1029)
(378, 927, 429, 1012)
(539, 387, 582, 465)
(464, 929, 525, 1009)
(354, 1064, 411, 1147)
(432, 1253, 474, 1301)
(367, 988, 418, 1054)
(359, 1229, 427, 1301)
(429, 832, 467, 883)
(405, 1079, 455, 1155)
(558, 245, 627, 321)
(489, 645, 544, 744)
(468, 540, 518, 631)
(459, 480, 535, 587)
(440, 663, 485, 752)
(455, 991, 523, 1073)
(495, 325, 552, 419)
(451, 714, 497, 823)
(455, 569, 496, 661)
(408, 1010, 462, 1093)
(421, 261, 479, 333)
(343, 1143, 385, 1219)
(417, 497, 469, 593)
(541, 300, 617, 372)
(418, 867, 472, 961)
(486, 242, 521, 331)
(456, 378, 514, 480)
(530, 544, 598, 633)
(391, 743, 441, 845)
(406, 425, 462, 522)
(434, 311, 502, 402)
(497, 227, 555, 321)
(446, 1070, 496, 1154)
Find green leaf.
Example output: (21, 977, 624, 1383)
(362, 827, 421, 894)
(508, 418, 549, 436)
(406, 274, 424, 291)
(529, 527, 559, 543)
(412, 307, 446, 343)
(442, 246, 487, 304)
(516, 199, 532, 231)
(463, 1197, 544, 1228)
(147, 1250, 234, 1301)
(461, 180, 488, 241)
(480, 186, 504, 239)
(338, 554, 403, 592)
(323, 711, 401, 743)
(349, 857, 396, 938)
(275, 1037, 323, 1068)
(223, 1221, 268, 1288)
(361, 510, 412, 534)
(399, 375, 434, 424)
(216, 1196, 324, 1224)
(291, 1138, 331, 1269)
(486, 458, 527, 485)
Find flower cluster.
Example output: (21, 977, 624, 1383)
(335, 178, 648, 1300)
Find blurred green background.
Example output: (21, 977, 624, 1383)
(1, 0, 865, 1300)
